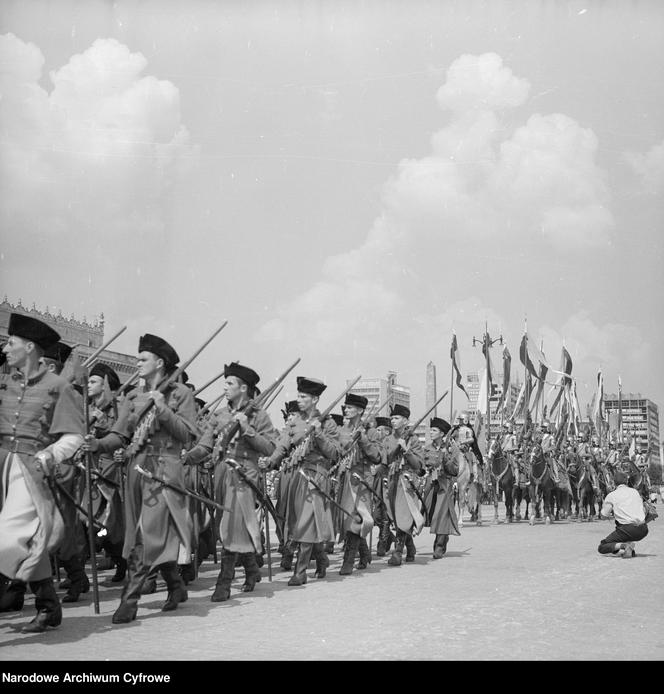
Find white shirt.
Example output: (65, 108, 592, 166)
(601, 485, 646, 525)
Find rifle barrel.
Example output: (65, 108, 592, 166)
(82, 326, 127, 368)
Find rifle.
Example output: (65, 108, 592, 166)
(194, 370, 225, 397)
(81, 326, 128, 369)
(282, 375, 363, 472)
(200, 393, 226, 418)
(262, 384, 284, 412)
(134, 464, 232, 513)
(127, 321, 229, 453)
(117, 369, 140, 395)
(79, 363, 101, 614)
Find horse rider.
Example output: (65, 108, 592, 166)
(501, 422, 520, 482)
(451, 412, 485, 492)
(540, 421, 559, 483)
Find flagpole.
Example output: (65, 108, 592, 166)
(618, 375, 623, 445)
(450, 338, 454, 423)
(523, 318, 529, 435)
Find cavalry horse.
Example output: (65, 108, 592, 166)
(527, 443, 556, 525)
(576, 456, 599, 521)
(451, 442, 484, 527)
(487, 438, 516, 523)
(618, 457, 651, 500)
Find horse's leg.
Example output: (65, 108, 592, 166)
(504, 482, 513, 523)
(544, 484, 552, 525)
(476, 484, 482, 526)
(529, 484, 537, 525)
(493, 481, 499, 524)
(514, 486, 522, 521)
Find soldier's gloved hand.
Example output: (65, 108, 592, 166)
(113, 448, 125, 464)
(35, 450, 55, 477)
(82, 434, 100, 453)
(311, 419, 322, 433)
(148, 390, 167, 412)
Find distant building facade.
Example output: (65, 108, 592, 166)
(604, 392, 661, 478)
(0, 297, 136, 382)
(348, 371, 410, 419)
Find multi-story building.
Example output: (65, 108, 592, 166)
(348, 371, 410, 421)
(604, 392, 661, 477)
(0, 297, 137, 382)
(464, 370, 520, 438)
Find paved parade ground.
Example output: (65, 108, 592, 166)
(1, 505, 662, 663)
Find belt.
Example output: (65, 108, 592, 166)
(0, 437, 41, 455)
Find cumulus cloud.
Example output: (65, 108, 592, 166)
(0, 33, 195, 316)
(258, 52, 614, 366)
(625, 138, 664, 194)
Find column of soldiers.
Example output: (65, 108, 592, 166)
(0, 311, 654, 634)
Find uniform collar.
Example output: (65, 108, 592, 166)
(12, 364, 50, 386)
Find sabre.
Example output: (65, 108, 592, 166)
(74, 461, 120, 488)
(299, 469, 362, 523)
(134, 464, 232, 513)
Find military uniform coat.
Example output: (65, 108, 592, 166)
(186, 401, 277, 554)
(383, 428, 425, 535)
(0, 367, 85, 581)
(269, 411, 340, 544)
(422, 441, 460, 536)
(99, 382, 197, 567)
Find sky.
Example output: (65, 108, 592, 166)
(1, 0, 663, 420)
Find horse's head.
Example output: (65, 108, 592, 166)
(529, 443, 543, 464)
(487, 437, 501, 461)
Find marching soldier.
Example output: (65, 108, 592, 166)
(86, 362, 126, 584)
(384, 405, 425, 566)
(423, 417, 460, 558)
(83, 333, 198, 624)
(372, 416, 395, 556)
(334, 393, 381, 575)
(260, 377, 341, 586)
(184, 362, 277, 601)
(275, 400, 300, 564)
(0, 315, 85, 632)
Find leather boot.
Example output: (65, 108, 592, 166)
(211, 550, 236, 602)
(339, 533, 360, 575)
(23, 578, 62, 633)
(60, 555, 90, 603)
(433, 534, 449, 559)
(140, 567, 158, 595)
(357, 537, 371, 569)
(312, 543, 330, 578)
(405, 534, 416, 562)
(388, 532, 405, 566)
(178, 563, 195, 586)
(240, 552, 261, 593)
(324, 540, 335, 554)
(288, 543, 312, 586)
(159, 562, 188, 611)
(0, 579, 26, 612)
(279, 539, 295, 571)
(112, 549, 150, 623)
(111, 557, 127, 583)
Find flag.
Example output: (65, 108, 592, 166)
(477, 368, 489, 416)
(481, 337, 496, 388)
(592, 369, 604, 436)
(548, 346, 573, 417)
(450, 332, 469, 399)
(499, 345, 511, 410)
(519, 332, 549, 381)
(509, 381, 525, 422)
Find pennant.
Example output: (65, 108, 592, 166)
(592, 369, 604, 436)
(499, 345, 511, 410)
(548, 346, 573, 416)
(519, 332, 549, 381)
(477, 368, 489, 416)
(450, 333, 469, 399)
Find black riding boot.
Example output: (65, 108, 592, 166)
(377, 522, 394, 556)
(339, 532, 360, 575)
(433, 534, 449, 559)
(159, 562, 188, 611)
(405, 534, 416, 562)
(140, 566, 158, 595)
(312, 542, 330, 578)
(23, 578, 62, 633)
(388, 531, 406, 566)
(60, 554, 90, 603)
(211, 550, 237, 602)
(357, 536, 371, 569)
(324, 540, 335, 554)
(280, 539, 296, 571)
(288, 542, 312, 586)
(0, 579, 27, 612)
(112, 548, 151, 623)
(240, 552, 261, 593)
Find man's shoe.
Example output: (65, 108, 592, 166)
(405, 554, 416, 563)
(162, 587, 188, 611)
(111, 560, 127, 583)
(211, 585, 230, 602)
(111, 602, 138, 624)
(21, 607, 62, 633)
(0, 588, 25, 612)
(314, 552, 329, 579)
(287, 574, 307, 586)
(622, 542, 636, 559)
(387, 551, 403, 567)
